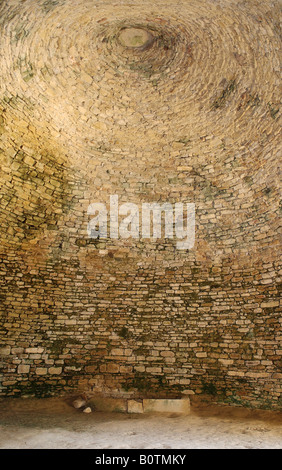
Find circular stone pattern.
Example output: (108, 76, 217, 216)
(118, 27, 153, 48)
(0, 0, 281, 411)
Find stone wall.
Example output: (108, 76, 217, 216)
(0, 0, 281, 409)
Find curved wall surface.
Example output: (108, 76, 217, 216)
(0, 0, 281, 409)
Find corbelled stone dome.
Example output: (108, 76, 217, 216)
(0, 0, 281, 409)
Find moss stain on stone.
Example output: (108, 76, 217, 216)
(211, 79, 236, 110)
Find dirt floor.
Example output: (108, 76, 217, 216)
(0, 398, 281, 449)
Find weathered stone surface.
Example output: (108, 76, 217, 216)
(72, 397, 87, 409)
(0, 347, 11, 356)
(82, 407, 92, 413)
(35, 368, 47, 376)
(88, 397, 127, 413)
(0, 0, 281, 411)
(143, 399, 190, 414)
(127, 400, 144, 414)
(49, 367, 62, 375)
(17, 365, 30, 374)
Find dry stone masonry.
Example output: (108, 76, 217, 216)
(0, 0, 281, 409)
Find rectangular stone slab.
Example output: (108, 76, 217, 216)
(143, 398, 190, 414)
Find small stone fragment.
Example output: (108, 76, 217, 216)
(73, 397, 87, 409)
(83, 407, 92, 413)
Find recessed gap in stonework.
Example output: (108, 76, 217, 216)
(118, 27, 154, 49)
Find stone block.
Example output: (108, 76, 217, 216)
(26, 348, 44, 354)
(17, 364, 30, 374)
(35, 368, 47, 375)
(261, 301, 279, 308)
(127, 400, 144, 414)
(49, 367, 62, 375)
(0, 346, 11, 356)
(89, 397, 127, 413)
(143, 398, 190, 414)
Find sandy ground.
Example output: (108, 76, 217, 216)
(0, 398, 281, 449)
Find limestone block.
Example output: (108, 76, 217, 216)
(127, 400, 144, 414)
(89, 397, 127, 413)
(26, 348, 44, 354)
(143, 399, 190, 414)
(35, 368, 47, 375)
(17, 364, 30, 374)
(72, 397, 86, 409)
(261, 301, 279, 308)
(0, 346, 11, 356)
(83, 407, 92, 413)
(49, 367, 62, 375)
